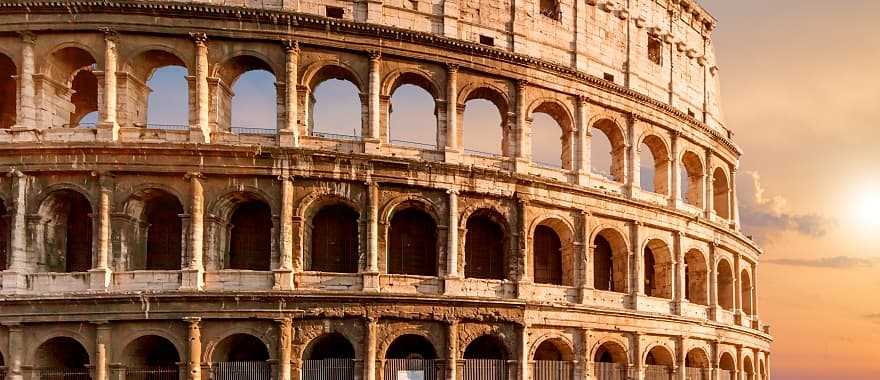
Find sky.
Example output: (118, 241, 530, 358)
(138, 2, 880, 377)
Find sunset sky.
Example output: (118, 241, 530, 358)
(140, 1, 880, 378)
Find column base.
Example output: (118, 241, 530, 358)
(89, 268, 112, 290)
(363, 138, 382, 154)
(443, 276, 462, 295)
(576, 172, 590, 187)
(9, 126, 41, 143)
(278, 130, 299, 148)
(95, 122, 119, 142)
(513, 158, 531, 174)
(577, 286, 590, 304)
(515, 281, 532, 299)
(273, 269, 295, 291)
(189, 126, 209, 144)
(362, 271, 380, 292)
(180, 268, 204, 291)
(444, 148, 461, 164)
(1, 270, 27, 294)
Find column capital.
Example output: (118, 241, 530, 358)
(99, 27, 119, 42)
(367, 50, 382, 62)
(189, 32, 208, 45)
(446, 188, 459, 196)
(183, 316, 202, 325)
(446, 63, 459, 74)
(277, 174, 294, 182)
(516, 79, 529, 91)
(18, 31, 36, 44)
(6, 168, 24, 178)
(283, 39, 300, 53)
(184, 171, 204, 180)
(577, 94, 590, 104)
(92, 171, 115, 190)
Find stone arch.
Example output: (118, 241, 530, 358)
(717, 258, 735, 311)
(40, 44, 99, 83)
(759, 358, 767, 380)
(713, 166, 731, 219)
(382, 68, 442, 99)
(528, 98, 575, 169)
(644, 344, 675, 366)
(463, 207, 510, 280)
(741, 268, 754, 315)
(307, 200, 361, 273)
(743, 355, 755, 380)
(685, 347, 710, 368)
(590, 117, 627, 182)
(642, 238, 674, 299)
(114, 328, 186, 364)
(530, 334, 575, 361)
(638, 133, 671, 194)
(302, 61, 366, 138)
(530, 216, 576, 286)
(121, 187, 185, 271)
(684, 248, 709, 305)
(385, 69, 442, 148)
(0, 52, 16, 129)
(213, 53, 279, 133)
(462, 334, 510, 360)
(208, 333, 271, 362)
(719, 352, 736, 371)
(209, 189, 276, 271)
(592, 339, 628, 364)
(34, 188, 94, 273)
(384, 198, 440, 276)
(123, 46, 190, 128)
(40, 45, 99, 128)
(32, 335, 91, 369)
(119, 334, 181, 366)
(209, 187, 276, 221)
(302, 332, 357, 360)
(458, 82, 513, 156)
(381, 333, 439, 360)
(213, 51, 279, 86)
(681, 150, 705, 207)
(122, 45, 191, 79)
(591, 226, 629, 293)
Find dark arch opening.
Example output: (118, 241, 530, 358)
(534, 341, 564, 361)
(388, 207, 437, 276)
(681, 151, 705, 207)
(144, 193, 184, 270)
(310, 204, 360, 273)
(0, 201, 8, 271)
(594, 342, 627, 364)
(307, 333, 355, 360)
(464, 335, 508, 360)
(213, 334, 269, 362)
(69, 69, 98, 127)
(533, 225, 562, 285)
(741, 269, 754, 315)
(718, 260, 734, 311)
(0, 53, 15, 129)
(465, 212, 506, 280)
(228, 201, 272, 271)
(385, 335, 437, 359)
(719, 353, 736, 371)
(593, 236, 613, 291)
(685, 349, 710, 368)
(122, 335, 180, 366)
(685, 250, 709, 306)
(39, 190, 93, 273)
(304, 333, 356, 380)
(34, 337, 89, 369)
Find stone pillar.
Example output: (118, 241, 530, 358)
(708, 243, 719, 320)
(673, 231, 686, 313)
(17, 32, 36, 130)
(631, 221, 643, 299)
(182, 172, 205, 290)
(515, 197, 531, 298)
(576, 96, 591, 185)
(445, 320, 459, 380)
(514, 80, 530, 172)
(632, 333, 643, 380)
(445, 64, 460, 162)
(669, 131, 681, 207)
(364, 317, 378, 380)
(185, 318, 202, 380)
(97, 29, 119, 141)
(578, 210, 591, 303)
(280, 40, 300, 147)
(734, 253, 743, 320)
(275, 175, 295, 290)
(626, 113, 640, 196)
(751, 262, 759, 318)
(729, 166, 740, 230)
(676, 336, 687, 380)
(711, 340, 720, 380)
(2, 170, 27, 293)
(704, 149, 715, 218)
(5, 323, 23, 380)
(736, 345, 744, 380)
(364, 182, 380, 291)
(90, 174, 113, 289)
(191, 33, 210, 143)
(94, 322, 111, 380)
(367, 51, 382, 142)
(518, 324, 529, 380)
(276, 318, 293, 380)
(578, 328, 591, 379)
(446, 189, 459, 278)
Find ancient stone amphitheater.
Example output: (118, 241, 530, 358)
(0, 0, 771, 379)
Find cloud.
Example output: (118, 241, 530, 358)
(863, 313, 880, 324)
(764, 256, 880, 269)
(738, 171, 836, 242)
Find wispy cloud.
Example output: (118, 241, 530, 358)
(862, 313, 880, 324)
(765, 256, 880, 269)
(738, 171, 836, 242)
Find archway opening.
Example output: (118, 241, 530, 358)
(741, 269, 754, 315)
(533, 339, 574, 380)
(685, 348, 711, 380)
(530, 102, 572, 169)
(69, 69, 98, 127)
(309, 204, 360, 273)
(461, 88, 509, 157)
(719, 353, 736, 379)
(136, 49, 189, 129)
(643, 240, 673, 299)
(386, 334, 437, 359)
(591, 119, 626, 182)
(713, 168, 731, 219)
(743, 357, 755, 380)
(0, 53, 15, 129)
(37, 190, 93, 273)
(640, 135, 669, 194)
(0, 201, 8, 271)
(45, 47, 97, 128)
(717, 260, 734, 311)
(463, 335, 509, 379)
(533, 225, 562, 285)
(34, 337, 90, 377)
(593, 230, 627, 293)
(389, 79, 438, 149)
(121, 335, 179, 379)
(645, 346, 674, 380)
(684, 250, 709, 306)
(681, 151, 704, 207)
(129, 190, 185, 271)
(212, 334, 270, 379)
(464, 211, 507, 280)
(594, 342, 627, 379)
(384, 334, 442, 380)
(303, 333, 355, 380)
(228, 200, 272, 271)
(388, 207, 437, 276)
(220, 55, 277, 134)
(310, 66, 363, 139)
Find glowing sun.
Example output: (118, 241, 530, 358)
(854, 191, 880, 228)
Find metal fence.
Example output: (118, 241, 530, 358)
(125, 366, 179, 380)
(389, 139, 437, 150)
(383, 359, 445, 380)
(302, 359, 356, 380)
(461, 359, 508, 380)
(593, 362, 627, 380)
(532, 360, 573, 380)
(145, 124, 190, 131)
(644, 365, 673, 380)
(684, 367, 711, 380)
(231, 127, 277, 135)
(463, 148, 504, 158)
(212, 361, 271, 380)
(311, 131, 361, 141)
(717, 370, 734, 380)
(36, 368, 92, 380)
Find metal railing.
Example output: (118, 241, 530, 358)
(311, 131, 361, 141)
(593, 362, 627, 380)
(125, 366, 179, 380)
(35, 367, 91, 380)
(145, 124, 190, 131)
(383, 359, 445, 380)
(232, 127, 277, 135)
(532, 160, 563, 169)
(389, 139, 437, 150)
(463, 148, 504, 158)
(302, 359, 356, 380)
(532, 360, 573, 380)
(685, 367, 711, 380)
(212, 361, 271, 380)
(462, 359, 508, 380)
(61, 123, 97, 129)
(644, 365, 673, 380)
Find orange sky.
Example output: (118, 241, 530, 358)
(702, 1, 880, 378)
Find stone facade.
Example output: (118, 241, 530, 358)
(0, 0, 770, 379)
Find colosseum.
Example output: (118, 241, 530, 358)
(0, 0, 770, 379)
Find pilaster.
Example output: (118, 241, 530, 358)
(280, 40, 300, 147)
(96, 29, 119, 141)
(190, 33, 210, 143)
(181, 172, 205, 290)
(275, 175, 295, 290)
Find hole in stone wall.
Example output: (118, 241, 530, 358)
(479, 35, 495, 46)
(648, 35, 663, 65)
(603, 73, 615, 82)
(326, 6, 344, 19)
